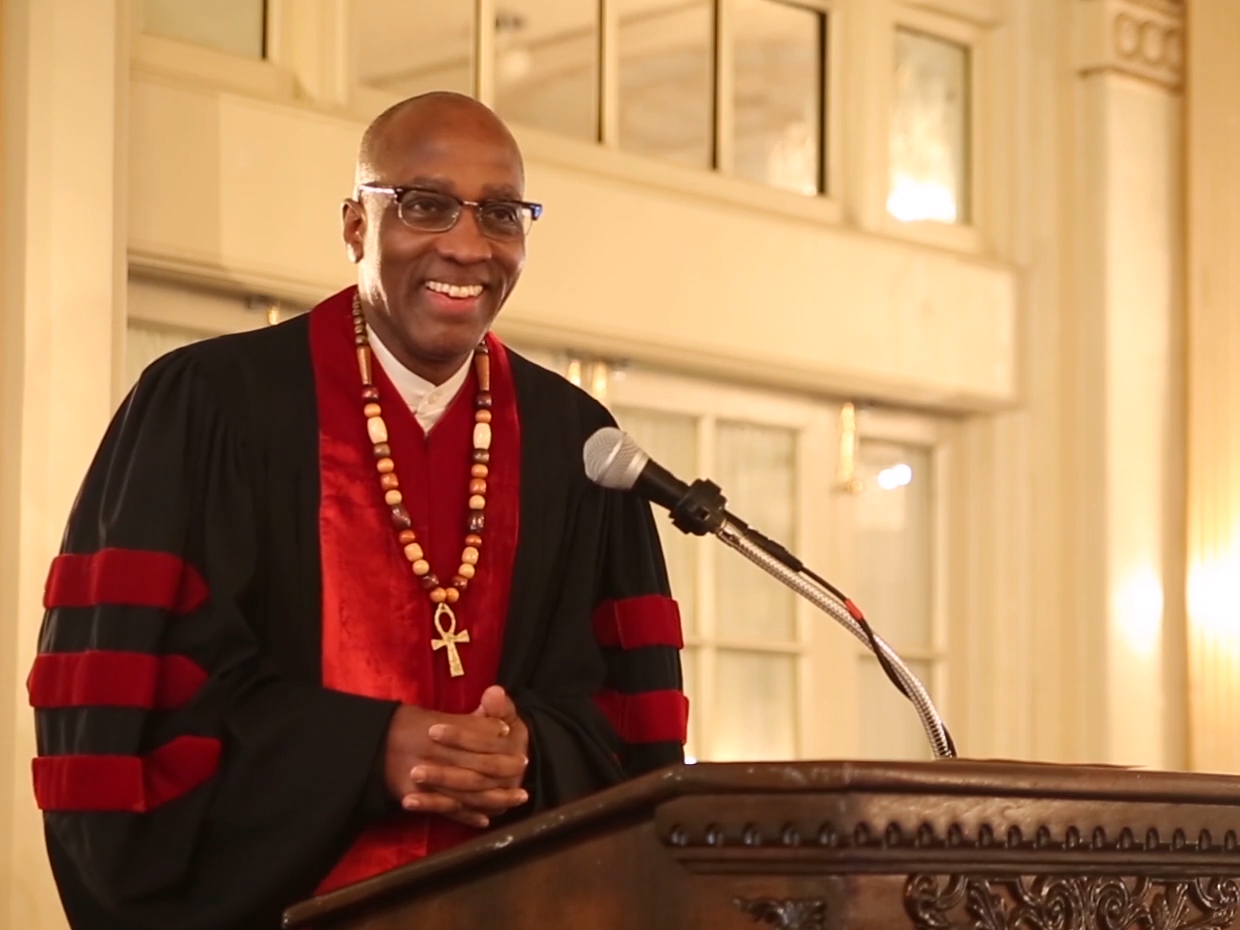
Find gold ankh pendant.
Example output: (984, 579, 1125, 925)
(431, 602, 470, 677)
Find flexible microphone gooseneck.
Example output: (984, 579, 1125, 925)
(584, 426, 957, 761)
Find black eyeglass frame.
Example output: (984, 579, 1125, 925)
(356, 183, 544, 238)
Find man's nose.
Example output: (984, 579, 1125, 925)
(435, 205, 493, 263)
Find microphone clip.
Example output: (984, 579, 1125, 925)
(671, 479, 729, 536)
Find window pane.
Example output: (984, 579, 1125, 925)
(713, 650, 797, 760)
(617, 0, 714, 169)
(853, 441, 934, 650)
(887, 29, 969, 224)
(613, 407, 701, 635)
(356, 0, 474, 97)
(494, 2, 598, 141)
(142, 0, 265, 59)
(732, 0, 823, 195)
(858, 656, 935, 760)
(715, 421, 797, 641)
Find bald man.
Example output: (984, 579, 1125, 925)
(31, 93, 686, 930)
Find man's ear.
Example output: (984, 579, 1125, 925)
(341, 198, 365, 264)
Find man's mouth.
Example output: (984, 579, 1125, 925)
(425, 281, 485, 299)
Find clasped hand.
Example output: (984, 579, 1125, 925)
(383, 685, 530, 830)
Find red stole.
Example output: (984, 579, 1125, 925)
(309, 288, 520, 893)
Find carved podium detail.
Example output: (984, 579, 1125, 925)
(734, 896, 827, 930)
(904, 876, 1240, 930)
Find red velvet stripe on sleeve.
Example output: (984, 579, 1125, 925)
(44, 548, 209, 614)
(32, 735, 222, 812)
(28, 652, 209, 711)
(593, 689, 689, 745)
(591, 595, 684, 650)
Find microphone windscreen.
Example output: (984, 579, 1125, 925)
(583, 427, 647, 491)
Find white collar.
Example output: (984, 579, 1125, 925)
(366, 326, 474, 432)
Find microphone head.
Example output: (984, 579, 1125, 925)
(583, 427, 649, 491)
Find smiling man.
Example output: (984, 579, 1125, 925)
(29, 92, 687, 930)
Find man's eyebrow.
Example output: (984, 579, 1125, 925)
(394, 177, 524, 201)
(481, 183, 524, 200)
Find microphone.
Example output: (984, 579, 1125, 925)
(583, 426, 803, 566)
(583, 425, 957, 761)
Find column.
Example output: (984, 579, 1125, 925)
(0, 0, 128, 927)
(1185, 0, 1240, 773)
(1068, 0, 1186, 767)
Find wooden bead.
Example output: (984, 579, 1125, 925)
(404, 543, 424, 562)
(451, 576, 469, 591)
(465, 534, 483, 548)
(412, 559, 430, 576)
(475, 409, 492, 424)
(471, 464, 489, 479)
(380, 473, 400, 491)
(468, 494, 486, 511)
(476, 390, 493, 410)
(367, 416, 389, 445)
(472, 450, 491, 465)
(469, 478, 487, 495)
(473, 422, 492, 450)
(468, 512, 485, 533)
(444, 587, 460, 604)
(374, 443, 391, 458)
(474, 340, 489, 355)
(398, 529, 417, 545)
(362, 386, 380, 401)
(363, 403, 382, 418)
(357, 347, 372, 384)
(429, 587, 447, 604)
(421, 573, 441, 591)
(475, 357, 491, 390)
(462, 546, 479, 566)
(385, 489, 403, 506)
(391, 506, 412, 529)
(458, 562, 476, 580)
(377, 457, 395, 474)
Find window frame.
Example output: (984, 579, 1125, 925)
(879, 1, 990, 252)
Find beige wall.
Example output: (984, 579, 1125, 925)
(1, 1, 127, 927)
(1185, 0, 1240, 773)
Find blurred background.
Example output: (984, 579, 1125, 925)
(1, 1, 1236, 925)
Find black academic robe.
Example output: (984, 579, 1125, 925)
(29, 287, 686, 930)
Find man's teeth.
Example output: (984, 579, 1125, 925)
(426, 281, 484, 299)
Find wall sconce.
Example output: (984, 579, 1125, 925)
(836, 401, 864, 494)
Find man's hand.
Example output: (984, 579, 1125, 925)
(383, 702, 527, 829)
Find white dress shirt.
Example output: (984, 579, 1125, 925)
(367, 326, 473, 433)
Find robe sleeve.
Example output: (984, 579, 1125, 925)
(509, 481, 687, 812)
(28, 352, 398, 930)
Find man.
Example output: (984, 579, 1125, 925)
(29, 92, 687, 930)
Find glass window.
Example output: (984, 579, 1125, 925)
(616, 0, 714, 170)
(713, 651, 798, 760)
(887, 29, 970, 224)
(853, 440, 938, 760)
(732, 0, 825, 195)
(142, 0, 266, 59)
(494, 2, 599, 142)
(715, 420, 798, 641)
(613, 407, 700, 636)
(355, 0, 474, 97)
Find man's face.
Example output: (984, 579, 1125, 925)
(343, 108, 527, 377)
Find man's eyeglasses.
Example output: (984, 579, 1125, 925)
(357, 184, 543, 240)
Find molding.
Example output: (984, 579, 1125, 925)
(906, 876, 1239, 930)
(1075, 0, 1184, 91)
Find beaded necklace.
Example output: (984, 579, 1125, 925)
(350, 292, 491, 677)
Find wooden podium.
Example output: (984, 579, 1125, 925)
(284, 760, 1240, 930)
